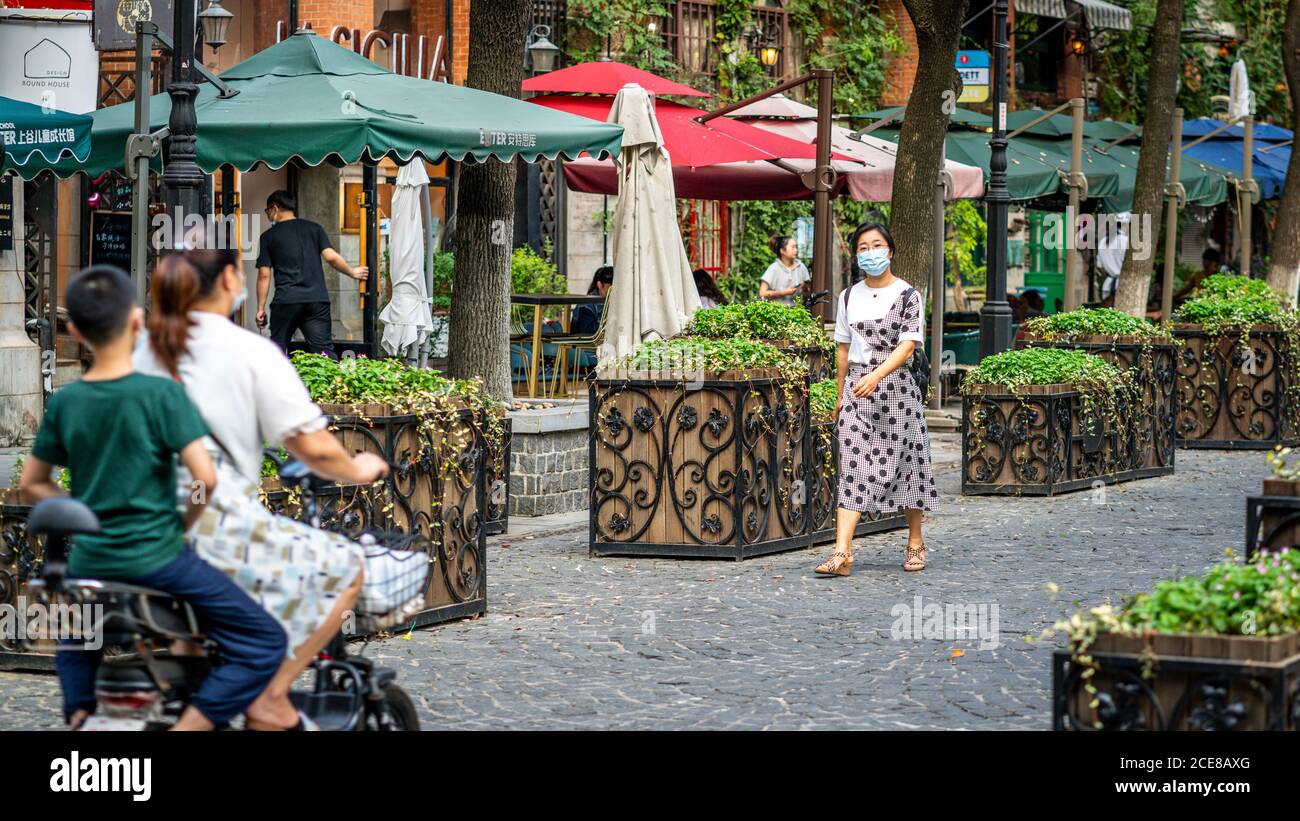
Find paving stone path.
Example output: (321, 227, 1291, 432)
(0, 435, 1266, 730)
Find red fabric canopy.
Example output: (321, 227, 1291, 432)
(528, 94, 835, 167)
(561, 157, 853, 201)
(522, 61, 711, 98)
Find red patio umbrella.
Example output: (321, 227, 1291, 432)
(529, 93, 858, 200)
(522, 60, 711, 98)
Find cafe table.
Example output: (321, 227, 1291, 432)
(510, 293, 606, 398)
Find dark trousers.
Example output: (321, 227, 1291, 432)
(56, 549, 288, 725)
(269, 301, 335, 357)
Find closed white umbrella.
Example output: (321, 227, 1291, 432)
(380, 161, 434, 357)
(603, 83, 701, 360)
(1229, 59, 1252, 120)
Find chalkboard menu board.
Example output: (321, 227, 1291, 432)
(90, 212, 133, 272)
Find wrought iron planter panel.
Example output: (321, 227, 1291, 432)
(264, 404, 488, 629)
(0, 492, 53, 670)
(589, 377, 905, 560)
(1022, 337, 1176, 477)
(962, 384, 1158, 496)
(1174, 326, 1298, 449)
(1245, 485, 1300, 560)
(484, 417, 512, 537)
(1052, 632, 1300, 731)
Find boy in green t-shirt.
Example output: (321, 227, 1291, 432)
(21, 266, 288, 731)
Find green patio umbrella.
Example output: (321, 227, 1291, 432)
(20, 32, 623, 178)
(878, 128, 1062, 201)
(0, 95, 92, 175)
(857, 106, 992, 129)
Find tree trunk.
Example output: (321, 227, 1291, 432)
(888, 0, 969, 293)
(1266, 0, 1300, 304)
(1113, 0, 1185, 317)
(447, 0, 529, 402)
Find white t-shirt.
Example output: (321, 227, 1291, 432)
(134, 311, 327, 484)
(834, 278, 925, 365)
(761, 259, 810, 306)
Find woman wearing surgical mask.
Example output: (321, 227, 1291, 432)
(815, 223, 937, 577)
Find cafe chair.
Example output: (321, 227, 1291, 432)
(546, 288, 612, 398)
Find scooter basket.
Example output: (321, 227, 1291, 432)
(353, 531, 432, 634)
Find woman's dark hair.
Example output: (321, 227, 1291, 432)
(587, 265, 614, 295)
(149, 248, 241, 374)
(692, 268, 726, 304)
(770, 234, 795, 257)
(848, 222, 896, 282)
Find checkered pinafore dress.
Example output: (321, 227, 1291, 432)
(836, 287, 938, 514)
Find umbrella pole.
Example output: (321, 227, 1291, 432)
(421, 176, 434, 367)
(1065, 98, 1084, 312)
(129, 24, 156, 305)
(930, 167, 946, 411)
(1241, 115, 1254, 276)
(1161, 108, 1183, 321)
(812, 68, 834, 321)
(363, 160, 379, 359)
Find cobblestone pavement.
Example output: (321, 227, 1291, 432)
(0, 436, 1268, 730)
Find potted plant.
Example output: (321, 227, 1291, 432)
(961, 347, 1141, 495)
(1171, 274, 1300, 448)
(1020, 308, 1178, 477)
(686, 301, 835, 381)
(281, 352, 506, 624)
(1049, 549, 1300, 730)
(590, 337, 817, 560)
(807, 379, 906, 543)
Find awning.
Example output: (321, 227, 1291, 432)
(16, 32, 625, 179)
(0, 95, 92, 174)
(1015, 0, 1133, 32)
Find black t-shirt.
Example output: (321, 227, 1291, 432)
(255, 218, 332, 304)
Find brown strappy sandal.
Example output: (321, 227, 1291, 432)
(903, 543, 926, 572)
(815, 550, 854, 577)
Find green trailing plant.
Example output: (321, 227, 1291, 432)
(962, 347, 1127, 393)
(686, 300, 833, 356)
(1267, 445, 1300, 481)
(809, 378, 838, 421)
(288, 351, 506, 483)
(618, 336, 798, 375)
(9, 455, 70, 493)
(1021, 307, 1175, 342)
(1173, 274, 1292, 327)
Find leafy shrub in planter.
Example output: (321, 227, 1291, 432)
(962, 346, 1130, 397)
(686, 301, 832, 356)
(1021, 307, 1174, 342)
(614, 336, 802, 378)
(1173, 274, 1292, 328)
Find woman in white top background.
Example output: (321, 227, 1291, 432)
(816, 223, 938, 577)
(759, 235, 810, 306)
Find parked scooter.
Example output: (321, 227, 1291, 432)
(27, 454, 425, 731)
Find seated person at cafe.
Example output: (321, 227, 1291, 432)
(571, 265, 613, 336)
(1173, 247, 1224, 306)
(693, 268, 727, 310)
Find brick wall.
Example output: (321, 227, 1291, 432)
(880, 0, 917, 107)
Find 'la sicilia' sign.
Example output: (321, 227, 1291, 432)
(276, 22, 453, 83)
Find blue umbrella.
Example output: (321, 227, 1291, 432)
(1180, 137, 1288, 199)
(0, 95, 92, 176)
(1181, 118, 1292, 142)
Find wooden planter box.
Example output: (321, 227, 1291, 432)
(589, 372, 903, 560)
(1174, 325, 1298, 449)
(1052, 631, 1300, 730)
(776, 344, 832, 383)
(1245, 478, 1300, 560)
(962, 383, 1149, 496)
(1022, 335, 1176, 478)
(808, 420, 908, 542)
(261, 402, 488, 628)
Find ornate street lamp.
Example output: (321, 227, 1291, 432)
(199, 0, 235, 53)
(979, 0, 1013, 358)
(526, 25, 562, 75)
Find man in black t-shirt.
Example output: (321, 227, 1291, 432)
(254, 190, 368, 356)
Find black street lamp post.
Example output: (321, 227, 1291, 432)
(979, 0, 1013, 358)
(162, 0, 206, 233)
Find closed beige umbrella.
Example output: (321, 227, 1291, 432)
(602, 83, 700, 360)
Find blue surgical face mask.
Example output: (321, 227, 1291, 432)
(857, 248, 891, 277)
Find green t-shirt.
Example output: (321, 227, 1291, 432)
(31, 373, 208, 580)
